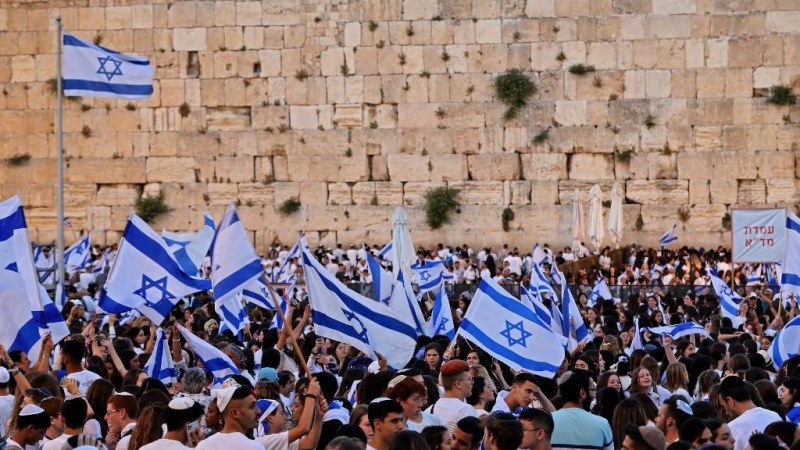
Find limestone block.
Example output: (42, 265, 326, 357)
(653, 0, 696, 14)
(641, 125, 668, 151)
(351, 182, 375, 205)
(689, 179, 710, 204)
(586, 42, 616, 70)
(626, 180, 688, 204)
(645, 70, 671, 98)
(676, 152, 713, 179)
(633, 41, 658, 69)
(647, 15, 691, 39)
(468, 154, 520, 181)
(526, 0, 555, 17)
(173, 28, 207, 51)
(387, 154, 431, 181)
(95, 185, 138, 206)
(289, 106, 320, 130)
(569, 154, 614, 180)
(333, 104, 363, 128)
(706, 38, 728, 68)
(713, 152, 757, 180)
(529, 181, 558, 205)
(557, 181, 616, 204)
(709, 179, 737, 204)
(530, 43, 561, 71)
(375, 182, 404, 205)
(10, 55, 35, 82)
(690, 99, 734, 126)
(67, 158, 146, 184)
(747, 124, 778, 151)
(206, 183, 238, 205)
(754, 67, 780, 89)
(728, 37, 762, 68)
(160, 183, 208, 207)
(510, 181, 531, 205)
(765, 11, 800, 33)
(555, 101, 587, 127)
(131, 5, 154, 29)
(757, 151, 794, 179)
(167, 2, 196, 28)
(453, 21, 476, 44)
(693, 126, 722, 152)
(475, 20, 502, 44)
(403, 181, 445, 205)
(327, 183, 353, 206)
(738, 180, 766, 205)
(147, 157, 197, 183)
(522, 153, 568, 181)
(215, 156, 254, 183)
(683, 205, 727, 231)
(235, 2, 261, 26)
(766, 179, 796, 204)
(449, 181, 503, 205)
(648, 153, 677, 179)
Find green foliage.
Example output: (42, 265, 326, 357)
(278, 197, 302, 216)
(80, 104, 92, 112)
(178, 102, 191, 117)
(767, 85, 796, 106)
(340, 60, 350, 76)
(678, 205, 692, 223)
(5, 153, 31, 166)
(135, 193, 172, 224)
(555, 51, 566, 62)
(721, 212, 731, 231)
(502, 207, 515, 232)
(532, 130, 549, 144)
(494, 69, 536, 121)
(46, 78, 81, 102)
(294, 69, 309, 81)
(602, 200, 612, 208)
(635, 214, 644, 231)
(81, 125, 92, 138)
(368, 21, 379, 32)
(644, 115, 656, 128)
(616, 150, 632, 162)
(424, 186, 461, 229)
(568, 64, 596, 75)
(125, 102, 136, 111)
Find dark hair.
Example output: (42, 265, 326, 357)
(326, 436, 365, 450)
(60, 340, 85, 365)
(61, 398, 89, 429)
(367, 399, 403, 426)
(519, 408, 554, 438)
(485, 412, 523, 450)
(679, 418, 709, 444)
(663, 395, 693, 429)
(314, 372, 339, 403)
(109, 393, 140, 419)
(763, 421, 797, 447)
(512, 372, 537, 386)
(559, 370, 591, 404)
(421, 425, 449, 450)
(335, 424, 368, 444)
(165, 401, 205, 431)
(17, 409, 50, 431)
(466, 376, 487, 407)
(612, 399, 647, 449)
(387, 430, 429, 450)
(718, 376, 751, 403)
(455, 416, 484, 447)
(748, 433, 781, 450)
(691, 401, 716, 420)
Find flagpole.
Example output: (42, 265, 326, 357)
(56, 16, 66, 289)
(261, 276, 311, 376)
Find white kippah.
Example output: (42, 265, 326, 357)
(20, 404, 45, 416)
(370, 397, 392, 404)
(387, 375, 407, 390)
(169, 397, 196, 410)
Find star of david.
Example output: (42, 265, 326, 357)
(133, 275, 175, 310)
(163, 237, 190, 248)
(436, 317, 449, 334)
(343, 309, 369, 342)
(4, 262, 18, 273)
(500, 320, 532, 347)
(97, 55, 123, 81)
(419, 270, 431, 282)
(75, 245, 84, 255)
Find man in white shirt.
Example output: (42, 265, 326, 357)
(367, 399, 406, 450)
(505, 251, 523, 276)
(7, 405, 49, 450)
(107, 393, 139, 450)
(491, 373, 555, 415)
(346, 244, 358, 265)
(60, 340, 101, 399)
(140, 398, 211, 450)
(425, 360, 477, 433)
(42, 398, 87, 450)
(197, 384, 264, 450)
(718, 376, 782, 450)
(0, 368, 14, 439)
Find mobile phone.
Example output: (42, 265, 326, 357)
(186, 420, 199, 446)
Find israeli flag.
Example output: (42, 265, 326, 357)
(366, 251, 393, 304)
(428, 286, 455, 339)
(240, 278, 278, 311)
(411, 260, 445, 294)
(217, 296, 248, 335)
(268, 282, 294, 330)
(559, 271, 592, 348)
(531, 263, 558, 299)
(532, 243, 547, 266)
(273, 233, 308, 283)
(33, 247, 55, 284)
(0, 196, 69, 361)
(659, 224, 678, 248)
(143, 328, 177, 385)
(520, 286, 555, 329)
(55, 278, 67, 307)
(301, 248, 417, 369)
(64, 233, 91, 276)
(588, 278, 613, 308)
(459, 278, 565, 377)
(98, 214, 211, 324)
(746, 264, 762, 286)
(769, 315, 800, 370)
(781, 213, 800, 297)
(177, 325, 239, 387)
(630, 318, 644, 351)
(378, 242, 393, 262)
(647, 322, 710, 340)
(211, 204, 263, 305)
(388, 270, 428, 336)
(63, 32, 153, 100)
(162, 213, 216, 276)
(765, 263, 780, 289)
(708, 270, 742, 322)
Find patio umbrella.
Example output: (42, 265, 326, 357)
(607, 182, 623, 248)
(587, 184, 604, 252)
(571, 189, 585, 254)
(391, 207, 416, 278)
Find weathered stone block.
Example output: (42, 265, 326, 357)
(569, 154, 614, 180)
(146, 157, 197, 183)
(676, 152, 713, 179)
(449, 181, 504, 205)
(468, 154, 520, 181)
(738, 180, 766, 205)
(522, 154, 568, 181)
(713, 152, 757, 180)
(689, 179, 710, 204)
(430, 155, 468, 182)
(709, 179, 737, 204)
(387, 154, 431, 182)
(67, 158, 146, 184)
(173, 28, 207, 51)
(95, 185, 138, 206)
(766, 179, 796, 204)
(625, 180, 688, 204)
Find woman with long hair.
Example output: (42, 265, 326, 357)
(349, 405, 373, 444)
(593, 387, 622, 425)
(631, 393, 659, 425)
(85, 378, 115, 437)
(465, 377, 495, 417)
(666, 362, 693, 403)
(695, 370, 720, 402)
(421, 425, 452, 450)
(630, 367, 661, 407)
(597, 372, 625, 400)
(128, 404, 167, 450)
(780, 377, 800, 422)
(705, 419, 735, 450)
(387, 430, 431, 450)
(612, 398, 647, 448)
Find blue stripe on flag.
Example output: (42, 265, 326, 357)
(214, 259, 264, 300)
(459, 319, 560, 374)
(63, 79, 153, 96)
(788, 216, 800, 234)
(9, 318, 40, 354)
(63, 34, 150, 65)
(0, 206, 26, 241)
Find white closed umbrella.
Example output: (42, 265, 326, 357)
(587, 184, 604, 252)
(391, 207, 416, 278)
(571, 189, 585, 253)
(607, 182, 623, 248)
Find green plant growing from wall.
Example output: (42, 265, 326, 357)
(721, 212, 731, 231)
(635, 214, 644, 231)
(279, 197, 302, 216)
(616, 150, 632, 162)
(502, 207, 515, 232)
(424, 186, 461, 229)
(532, 130, 549, 144)
(678, 205, 692, 228)
(135, 193, 172, 224)
(767, 85, 796, 106)
(178, 102, 191, 117)
(5, 153, 31, 166)
(568, 64, 596, 75)
(494, 69, 536, 121)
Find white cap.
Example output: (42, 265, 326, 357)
(20, 404, 45, 416)
(168, 398, 196, 410)
(212, 384, 240, 413)
(0, 367, 9, 384)
(367, 361, 381, 374)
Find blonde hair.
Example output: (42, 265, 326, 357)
(468, 365, 497, 393)
(601, 335, 621, 355)
(665, 362, 689, 393)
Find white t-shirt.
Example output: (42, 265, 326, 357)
(42, 434, 75, 450)
(139, 439, 193, 450)
(0, 393, 14, 438)
(425, 397, 477, 434)
(116, 422, 137, 450)
(256, 431, 300, 450)
(406, 412, 443, 432)
(64, 370, 103, 398)
(197, 432, 265, 450)
(729, 407, 783, 450)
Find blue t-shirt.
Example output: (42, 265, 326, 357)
(551, 407, 614, 450)
(787, 406, 800, 424)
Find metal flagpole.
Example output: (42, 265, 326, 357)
(56, 16, 65, 287)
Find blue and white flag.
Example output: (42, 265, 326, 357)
(411, 260, 445, 294)
(64, 233, 91, 276)
(647, 322, 710, 340)
(162, 213, 216, 276)
(91, 247, 112, 275)
(63, 32, 153, 100)
(177, 324, 239, 387)
(268, 284, 292, 331)
(428, 286, 455, 339)
(746, 264, 762, 286)
(532, 243, 547, 266)
(301, 248, 417, 369)
(143, 328, 177, 385)
(530, 263, 557, 299)
(766, 263, 780, 289)
(217, 296, 248, 335)
(98, 214, 211, 324)
(781, 213, 800, 297)
(459, 278, 565, 377)
(520, 287, 568, 346)
(659, 224, 678, 248)
(33, 247, 55, 284)
(388, 270, 427, 337)
(588, 278, 612, 308)
(211, 204, 263, 305)
(0, 196, 69, 361)
(630, 318, 644, 352)
(769, 315, 800, 370)
(559, 271, 592, 348)
(708, 270, 742, 322)
(240, 278, 278, 311)
(378, 242, 393, 262)
(366, 251, 393, 304)
(63, 217, 73, 227)
(273, 233, 308, 283)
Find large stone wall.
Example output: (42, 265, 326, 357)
(1, 0, 799, 251)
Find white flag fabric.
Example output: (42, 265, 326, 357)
(781, 213, 800, 297)
(428, 286, 456, 339)
(659, 224, 678, 248)
(459, 278, 565, 377)
(560, 270, 592, 347)
(162, 213, 216, 276)
(366, 251, 393, 304)
(0, 195, 69, 361)
(588, 278, 613, 308)
(217, 295, 248, 335)
(301, 248, 417, 369)
(143, 328, 177, 385)
(98, 214, 211, 324)
(411, 260, 446, 294)
(240, 278, 278, 311)
(63, 32, 153, 100)
(64, 233, 91, 276)
(708, 270, 742, 322)
(647, 322, 710, 340)
(177, 325, 239, 387)
(211, 204, 263, 305)
(273, 233, 308, 283)
(388, 270, 428, 336)
(769, 315, 800, 370)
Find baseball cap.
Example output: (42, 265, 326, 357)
(257, 367, 278, 383)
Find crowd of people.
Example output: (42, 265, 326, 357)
(4, 240, 798, 450)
